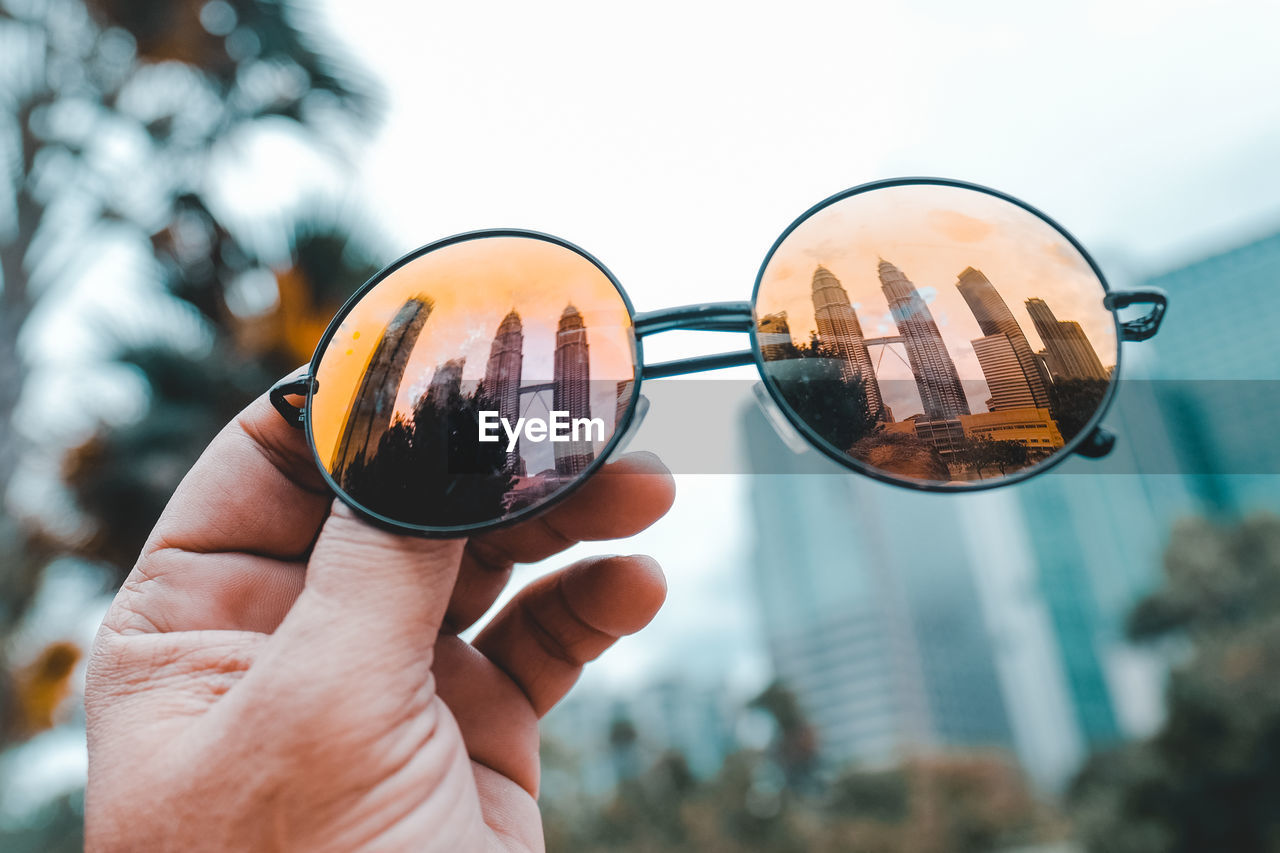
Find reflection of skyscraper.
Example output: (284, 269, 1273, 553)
(1025, 298, 1107, 380)
(554, 303, 593, 476)
(972, 334, 1036, 411)
(811, 266, 885, 418)
(757, 311, 792, 362)
(615, 379, 634, 434)
(879, 260, 970, 419)
(331, 295, 432, 475)
(425, 357, 465, 405)
(956, 267, 1050, 408)
(484, 310, 524, 473)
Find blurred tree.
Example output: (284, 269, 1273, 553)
(540, 686, 1055, 853)
(0, 0, 382, 743)
(1070, 514, 1280, 853)
(955, 436, 1030, 478)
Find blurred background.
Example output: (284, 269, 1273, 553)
(1, 1, 1278, 850)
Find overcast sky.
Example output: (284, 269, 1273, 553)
(300, 0, 1280, 692)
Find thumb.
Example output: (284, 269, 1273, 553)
(268, 501, 466, 674)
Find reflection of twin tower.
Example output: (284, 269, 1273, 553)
(780, 261, 1107, 420)
(807, 260, 970, 421)
(331, 296, 594, 482)
(482, 304, 594, 478)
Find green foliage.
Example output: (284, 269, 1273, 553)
(541, 748, 1053, 853)
(765, 342, 879, 452)
(1069, 514, 1280, 853)
(340, 383, 517, 528)
(542, 680, 1056, 852)
(955, 437, 1030, 478)
(0, 0, 381, 740)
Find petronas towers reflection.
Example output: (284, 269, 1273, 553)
(760, 259, 1111, 482)
(329, 296, 602, 525)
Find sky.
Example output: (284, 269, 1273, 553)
(267, 0, 1280, 691)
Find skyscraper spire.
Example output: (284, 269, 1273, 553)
(878, 260, 970, 420)
(810, 265, 885, 419)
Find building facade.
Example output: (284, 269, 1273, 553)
(484, 309, 525, 474)
(553, 303, 594, 476)
(956, 266, 1050, 407)
(330, 295, 432, 477)
(879, 259, 970, 420)
(972, 333, 1037, 411)
(743, 404, 1016, 769)
(757, 310, 793, 362)
(424, 357, 465, 405)
(1025, 298, 1108, 381)
(811, 265, 885, 419)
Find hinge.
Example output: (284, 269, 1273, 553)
(269, 374, 317, 429)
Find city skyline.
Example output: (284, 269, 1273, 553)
(311, 236, 636, 469)
(755, 183, 1116, 482)
(761, 257, 1093, 480)
(756, 184, 1117, 424)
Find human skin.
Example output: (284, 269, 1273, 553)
(83, 386, 675, 852)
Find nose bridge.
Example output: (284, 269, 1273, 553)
(632, 301, 758, 379)
(632, 301, 755, 337)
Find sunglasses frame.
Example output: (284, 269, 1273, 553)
(272, 177, 1168, 535)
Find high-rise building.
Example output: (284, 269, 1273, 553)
(811, 266, 885, 418)
(1139, 227, 1280, 511)
(554, 303, 593, 476)
(956, 267, 1050, 407)
(614, 379, 634, 435)
(742, 403, 1015, 769)
(1025, 298, 1108, 381)
(331, 295, 432, 477)
(879, 259, 970, 419)
(425, 357, 465, 405)
(756, 311, 792, 362)
(972, 334, 1036, 411)
(1034, 349, 1059, 384)
(484, 309, 524, 473)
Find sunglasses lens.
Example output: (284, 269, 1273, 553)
(755, 182, 1117, 487)
(309, 234, 636, 531)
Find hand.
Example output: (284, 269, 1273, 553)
(84, 387, 675, 852)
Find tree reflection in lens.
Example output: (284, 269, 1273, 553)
(311, 236, 634, 528)
(756, 184, 1117, 486)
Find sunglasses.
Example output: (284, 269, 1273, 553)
(270, 177, 1167, 535)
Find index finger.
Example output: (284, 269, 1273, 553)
(444, 451, 675, 632)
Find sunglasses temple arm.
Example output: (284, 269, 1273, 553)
(1104, 288, 1168, 342)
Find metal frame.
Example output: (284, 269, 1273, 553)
(271, 177, 1168, 533)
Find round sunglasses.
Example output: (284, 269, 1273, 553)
(270, 177, 1168, 536)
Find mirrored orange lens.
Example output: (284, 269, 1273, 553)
(310, 234, 636, 529)
(756, 183, 1117, 486)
